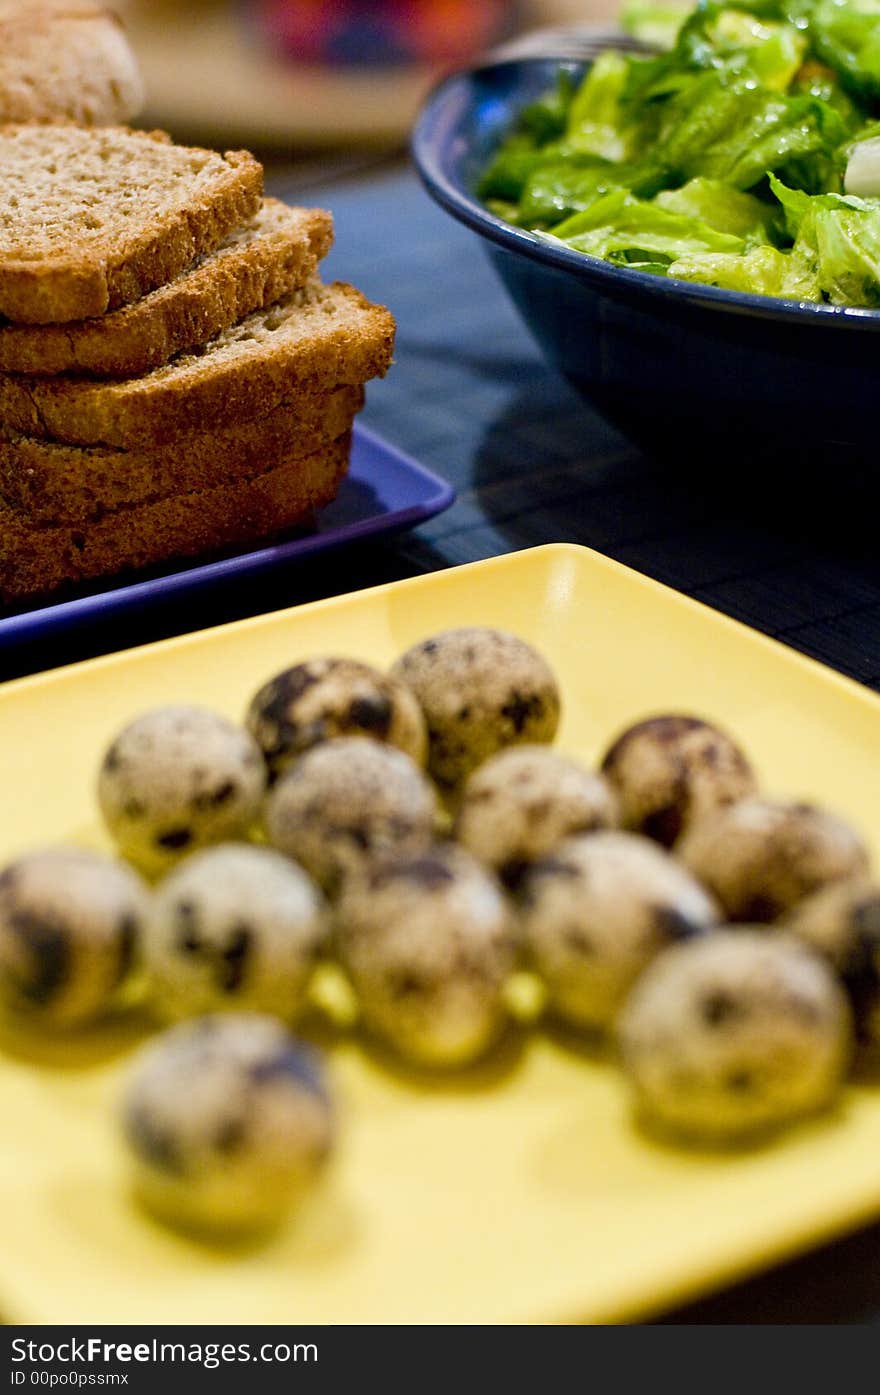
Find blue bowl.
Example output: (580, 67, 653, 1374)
(412, 57, 880, 468)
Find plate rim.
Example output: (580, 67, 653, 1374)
(3, 542, 878, 719)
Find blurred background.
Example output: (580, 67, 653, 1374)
(116, 1, 621, 149)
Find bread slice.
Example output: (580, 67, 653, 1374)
(0, 383, 363, 523)
(0, 279, 395, 445)
(0, 432, 351, 606)
(0, 4, 144, 126)
(0, 199, 334, 377)
(0, 125, 263, 323)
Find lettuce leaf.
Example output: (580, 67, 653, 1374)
(478, 136, 546, 202)
(546, 189, 748, 258)
(666, 241, 821, 293)
(792, 55, 864, 126)
(770, 173, 880, 301)
(518, 71, 577, 144)
(814, 203, 880, 301)
(713, 8, 808, 87)
(518, 158, 644, 226)
(621, 0, 692, 49)
(770, 171, 859, 231)
(809, 0, 880, 100)
(650, 73, 849, 189)
(477, 72, 580, 201)
(565, 52, 644, 161)
(695, 91, 848, 188)
(655, 175, 780, 237)
(624, 2, 809, 101)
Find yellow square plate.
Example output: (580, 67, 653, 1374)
(2, 542, 880, 1325)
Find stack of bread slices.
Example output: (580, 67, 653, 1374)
(0, 123, 396, 608)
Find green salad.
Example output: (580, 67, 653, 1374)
(479, 0, 880, 306)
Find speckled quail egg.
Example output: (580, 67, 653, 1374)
(455, 745, 619, 885)
(783, 878, 880, 1052)
(599, 714, 757, 847)
(122, 1013, 334, 1234)
(520, 831, 720, 1033)
(391, 628, 561, 792)
(245, 656, 427, 783)
(0, 846, 150, 1027)
(144, 844, 327, 1023)
(336, 843, 517, 1068)
(677, 797, 870, 922)
(264, 736, 438, 896)
(98, 706, 266, 876)
(619, 930, 853, 1145)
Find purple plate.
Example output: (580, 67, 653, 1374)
(0, 424, 455, 652)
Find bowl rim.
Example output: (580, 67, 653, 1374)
(411, 56, 880, 334)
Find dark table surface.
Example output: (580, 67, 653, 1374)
(4, 154, 880, 1323)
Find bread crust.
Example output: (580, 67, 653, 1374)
(0, 128, 264, 324)
(0, 384, 363, 523)
(0, 4, 144, 126)
(0, 200, 334, 377)
(0, 431, 352, 605)
(0, 281, 395, 445)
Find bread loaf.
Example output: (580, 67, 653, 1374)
(0, 4, 144, 126)
(0, 279, 395, 445)
(0, 125, 263, 323)
(0, 385, 363, 523)
(0, 432, 351, 605)
(0, 200, 334, 377)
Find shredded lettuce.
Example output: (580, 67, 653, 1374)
(480, 0, 880, 305)
(770, 172, 880, 300)
(650, 76, 848, 189)
(666, 242, 821, 293)
(655, 176, 780, 237)
(621, 0, 692, 50)
(518, 159, 640, 226)
(809, 0, 880, 100)
(565, 53, 647, 161)
(545, 189, 749, 259)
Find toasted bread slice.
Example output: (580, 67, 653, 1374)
(0, 199, 334, 377)
(0, 383, 363, 523)
(0, 125, 263, 323)
(0, 432, 351, 606)
(0, 279, 395, 445)
(0, 4, 144, 126)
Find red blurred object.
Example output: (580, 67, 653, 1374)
(253, 0, 517, 67)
